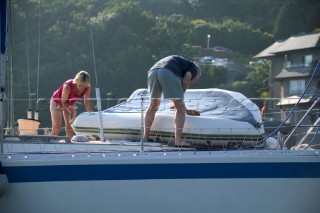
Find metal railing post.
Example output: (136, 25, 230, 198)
(140, 96, 144, 153)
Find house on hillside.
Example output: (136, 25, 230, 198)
(254, 32, 320, 147)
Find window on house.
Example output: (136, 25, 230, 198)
(286, 61, 291, 68)
(284, 54, 291, 68)
(289, 79, 305, 95)
(303, 55, 312, 67)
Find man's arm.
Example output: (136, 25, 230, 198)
(181, 72, 192, 92)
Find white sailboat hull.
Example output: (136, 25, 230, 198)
(1, 150, 320, 213)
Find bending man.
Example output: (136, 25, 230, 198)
(143, 55, 201, 147)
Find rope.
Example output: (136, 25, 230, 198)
(244, 59, 320, 149)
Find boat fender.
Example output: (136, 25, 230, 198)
(266, 137, 280, 150)
(71, 135, 89, 142)
(0, 162, 9, 197)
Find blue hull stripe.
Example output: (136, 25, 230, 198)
(4, 162, 320, 183)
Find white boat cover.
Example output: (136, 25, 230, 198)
(105, 88, 262, 127)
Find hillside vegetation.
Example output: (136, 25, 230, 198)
(6, 0, 320, 127)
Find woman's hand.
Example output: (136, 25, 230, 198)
(69, 116, 76, 124)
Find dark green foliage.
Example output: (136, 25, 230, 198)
(246, 60, 270, 97)
(273, 0, 320, 39)
(5, 0, 319, 128)
(195, 65, 229, 89)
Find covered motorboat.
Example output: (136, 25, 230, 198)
(73, 88, 265, 147)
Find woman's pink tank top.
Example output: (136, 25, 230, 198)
(52, 79, 88, 105)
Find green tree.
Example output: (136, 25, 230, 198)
(7, 0, 319, 129)
(273, 0, 320, 39)
(188, 18, 273, 54)
(231, 81, 256, 98)
(195, 65, 228, 89)
(246, 60, 270, 97)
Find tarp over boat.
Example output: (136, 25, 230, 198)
(73, 88, 264, 146)
(105, 88, 262, 127)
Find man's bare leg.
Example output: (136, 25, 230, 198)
(143, 99, 160, 141)
(172, 99, 190, 146)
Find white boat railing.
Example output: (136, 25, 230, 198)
(2, 94, 320, 153)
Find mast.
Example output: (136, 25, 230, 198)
(0, 0, 8, 152)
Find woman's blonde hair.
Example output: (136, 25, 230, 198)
(73, 70, 90, 85)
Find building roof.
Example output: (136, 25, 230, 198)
(253, 40, 285, 58)
(274, 68, 311, 79)
(276, 96, 312, 106)
(254, 33, 320, 58)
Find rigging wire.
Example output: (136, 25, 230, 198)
(35, 0, 41, 112)
(8, 0, 15, 128)
(244, 59, 320, 149)
(87, 5, 98, 87)
(87, 4, 105, 142)
(24, 0, 32, 112)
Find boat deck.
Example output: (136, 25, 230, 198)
(2, 134, 265, 154)
(2, 135, 199, 154)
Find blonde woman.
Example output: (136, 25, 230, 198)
(50, 70, 92, 139)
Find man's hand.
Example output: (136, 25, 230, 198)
(169, 104, 200, 116)
(186, 109, 200, 116)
